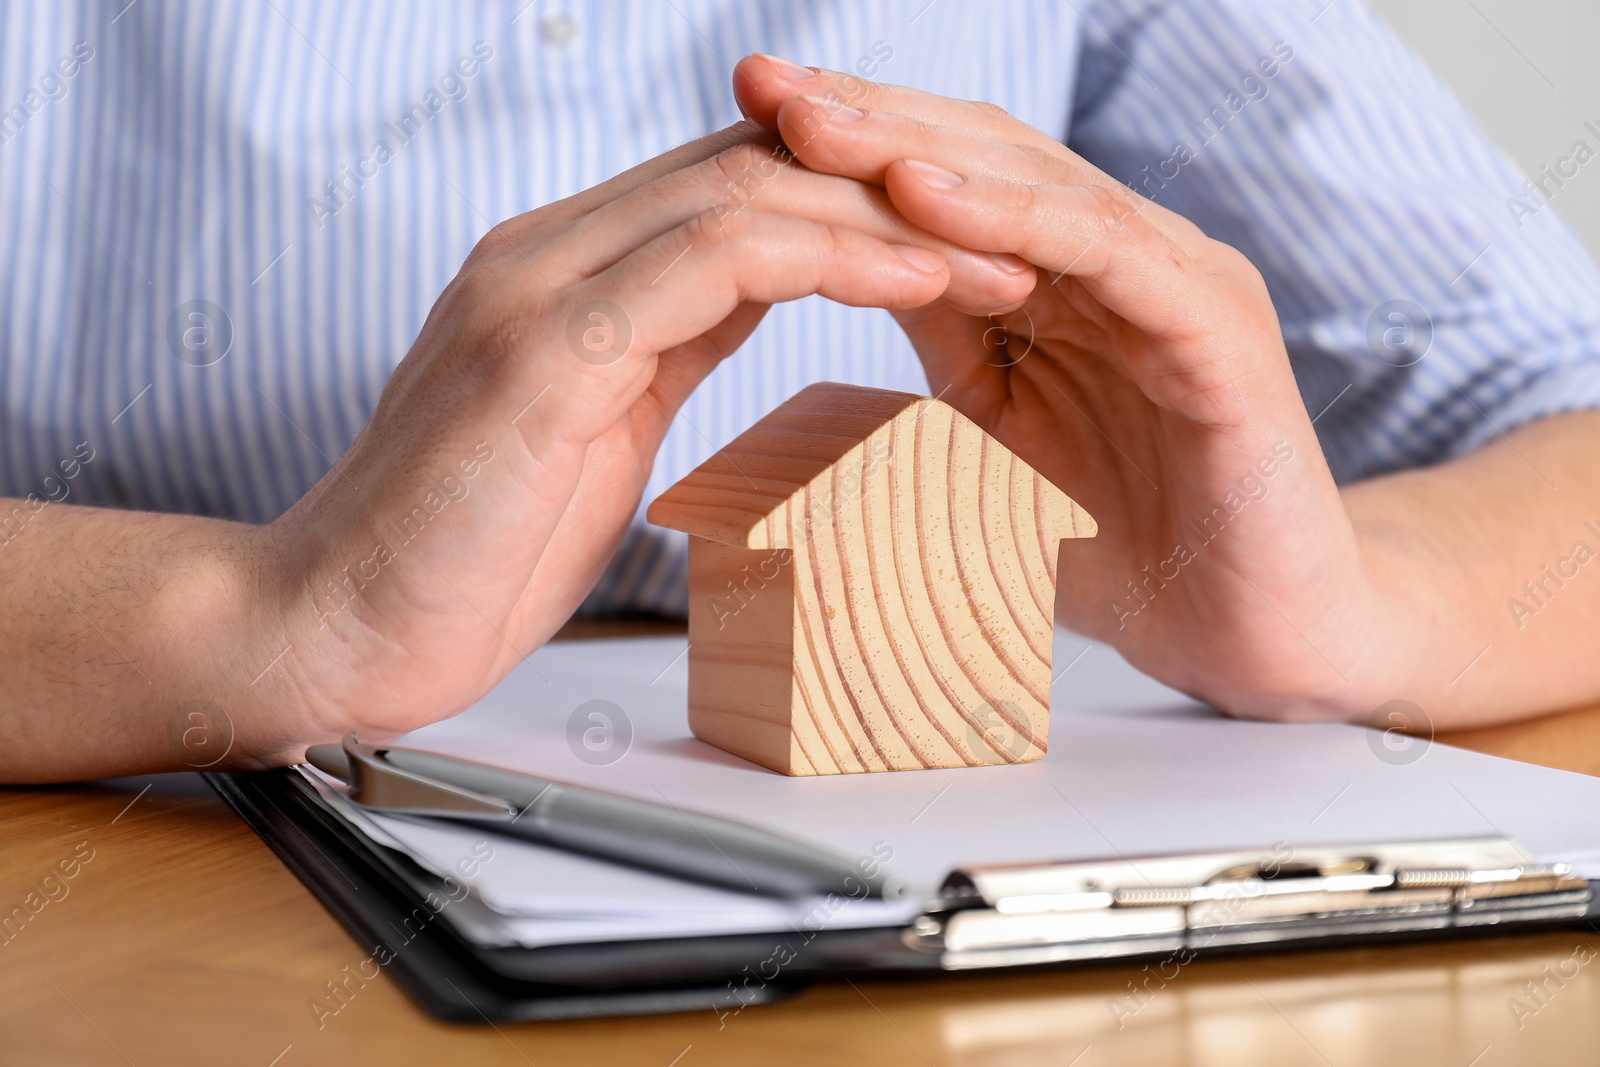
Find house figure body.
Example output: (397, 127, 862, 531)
(648, 383, 1096, 776)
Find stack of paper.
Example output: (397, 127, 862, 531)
(304, 769, 923, 947)
(302, 633, 1600, 949)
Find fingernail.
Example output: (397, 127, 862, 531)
(903, 158, 965, 189)
(802, 94, 863, 122)
(986, 252, 1031, 275)
(760, 54, 815, 81)
(892, 245, 942, 273)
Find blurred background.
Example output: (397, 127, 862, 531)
(1375, 0, 1600, 256)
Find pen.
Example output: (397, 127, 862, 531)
(304, 734, 885, 900)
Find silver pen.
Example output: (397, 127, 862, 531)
(304, 733, 885, 899)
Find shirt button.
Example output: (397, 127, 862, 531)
(540, 12, 577, 46)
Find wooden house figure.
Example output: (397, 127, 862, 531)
(647, 383, 1096, 776)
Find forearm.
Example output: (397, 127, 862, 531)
(1345, 410, 1600, 729)
(0, 500, 305, 782)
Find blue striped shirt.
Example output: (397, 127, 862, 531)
(3, 0, 1598, 616)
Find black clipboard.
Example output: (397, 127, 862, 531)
(207, 768, 1600, 1024)
(204, 768, 932, 1023)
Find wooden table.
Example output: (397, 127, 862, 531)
(4, 624, 1599, 1066)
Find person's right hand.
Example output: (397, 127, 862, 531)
(250, 123, 1034, 764)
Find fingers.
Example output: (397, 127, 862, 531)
(771, 95, 1211, 255)
(459, 122, 782, 284)
(487, 120, 780, 241)
(736, 55, 1211, 257)
(772, 93, 1077, 187)
(590, 208, 950, 351)
(524, 209, 952, 448)
(732, 54, 1070, 158)
(883, 160, 1217, 342)
(547, 142, 1035, 314)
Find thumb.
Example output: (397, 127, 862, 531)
(893, 302, 1010, 399)
(646, 302, 772, 432)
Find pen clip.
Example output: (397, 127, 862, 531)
(339, 733, 517, 820)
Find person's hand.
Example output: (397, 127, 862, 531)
(734, 58, 1392, 721)
(260, 123, 1035, 758)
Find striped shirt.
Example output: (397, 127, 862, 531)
(3, 0, 1598, 616)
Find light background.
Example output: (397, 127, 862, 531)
(1374, 0, 1600, 258)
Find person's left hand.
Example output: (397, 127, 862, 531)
(733, 56, 1398, 723)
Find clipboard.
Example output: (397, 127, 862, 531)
(206, 767, 1599, 1023)
(204, 768, 912, 1022)
(206, 634, 1600, 1022)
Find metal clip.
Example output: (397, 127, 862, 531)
(909, 837, 1592, 969)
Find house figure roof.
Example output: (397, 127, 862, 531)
(648, 382, 1094, 551)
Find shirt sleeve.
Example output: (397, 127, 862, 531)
(1066, 0, 1600, 483)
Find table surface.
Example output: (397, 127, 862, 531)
(4, 622, 1600, 1067)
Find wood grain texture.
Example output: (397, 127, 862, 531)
(653, 383, 1096, 776)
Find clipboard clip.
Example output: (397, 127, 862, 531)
(907, 837, 1592, 970)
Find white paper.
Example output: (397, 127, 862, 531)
(327, 632, 1600, 948)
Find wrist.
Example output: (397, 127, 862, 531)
(1181, 533, 1410, 727)
(164, 518, 333, 771)
(1227, 533, 1442, 727)
(246, 510, 392, 762)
